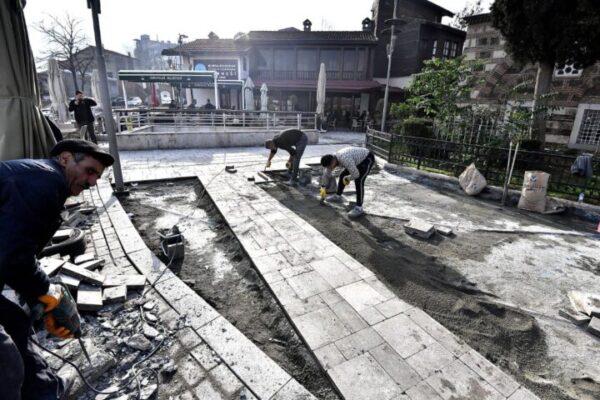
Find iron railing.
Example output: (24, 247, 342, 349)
(114, 108, 318, 132)
(366, 128, 600, 203)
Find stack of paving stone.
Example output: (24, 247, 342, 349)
(560, 291, 600, 337)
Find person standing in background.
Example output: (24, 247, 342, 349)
(68, 91, 97, 144)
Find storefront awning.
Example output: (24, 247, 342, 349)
(253, 79, 383, 92)
(118, 70, 217, 88)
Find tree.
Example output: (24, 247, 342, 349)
(491, 0, 600, 143)
(36, 13, 89, 92)
(449, 0, 484, 31)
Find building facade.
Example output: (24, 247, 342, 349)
(133, 35, 177, 70)
(464, 13, 600, 149)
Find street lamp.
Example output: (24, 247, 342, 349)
(86, 0, 125, 193)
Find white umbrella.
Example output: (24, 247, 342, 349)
(260, 83, 268, 111)
(316, 62, 326, 115)
(244, 77, 255, 111)
(48, 58, 69, 124)
(90, 69, 102, 107)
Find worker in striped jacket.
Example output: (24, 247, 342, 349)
(320, 146, 375, 218)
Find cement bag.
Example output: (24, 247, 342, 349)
(459, 163, 487, 195)
(518, 171, 549, 213)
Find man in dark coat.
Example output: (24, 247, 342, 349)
(68, 91, 97, 144)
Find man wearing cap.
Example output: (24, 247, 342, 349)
(0, 139, 114, 400)
(264, 128, 308, 185)
(69, 91, 97, 144)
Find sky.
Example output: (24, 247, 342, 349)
(25, 0, 492, 58)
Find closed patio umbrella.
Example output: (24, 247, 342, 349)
(316, 63, 326, 116)
(244, 77, 255, 111)
(48, 58, 69, 124)
(260, 83, 268, 111)
(91, 69, 102, 107)
(0, 0, 56, 160)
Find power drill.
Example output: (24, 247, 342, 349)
(32, 283, 93, 365)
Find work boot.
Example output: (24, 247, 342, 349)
(284, 179, 297, 187)
(325, 194, 343, 203)
(348, 206, 364, 218)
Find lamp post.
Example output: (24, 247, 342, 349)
(86, 0, 125, 193)
(380, 0, 399, 132)
(178, 34, 188, 109)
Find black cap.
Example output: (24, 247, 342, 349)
(50, 139, 115, 167)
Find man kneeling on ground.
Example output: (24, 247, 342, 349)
(320, 147, 375, 218)
(265, 128, 308, 185)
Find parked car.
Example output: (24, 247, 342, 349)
(160, 91, 172, 105)
(112, 97, 125, 107)
(127, 96, 143, 107)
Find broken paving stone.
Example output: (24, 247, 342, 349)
(126, 333, 152, 351)
(436, 226, 453, 236)
(103, 274, 146, 289)
(587, 317, 600, 338)
(140, 384, 157, 400)
(143, 301, 156, 311)
(142, 323, 159, 339)
(568, 291, 600, 317)
(40, 257, 65, 277)
(53, 229, 73, 241)
(100, 321, 113, 330)
(103, 285, 127, 304)
(145, 312, 158, 322)
(74, 253, 96, 265)
(56, 274, 81, 291)
(62, 262, 104, 286)
(79, 259, 105, 271)
(559, 308, 591, 326)
(404, 219, 435, 239)
(161, 360, 178, 376)
(77, 285, 103, 311)
(94, 386, 119, 400)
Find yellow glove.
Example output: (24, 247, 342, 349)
(319, 187, 327, 199)
(38, 284, 73, 339)
(265, 160, 272, 169)
(343, 176, 351, 186)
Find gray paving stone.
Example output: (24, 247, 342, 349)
(209, 363, 243, 396)
(179, 356, 206, 386)
(406, 381, 444, 400)
(282, 294, 328, 318)
(319, 290, 345, 307)
(286, 271, 332, 299)
(279, 246, 307, 266)
(405, 308, 470, 357)
(102, 285, 127, 304)
(77, 284, 103, 311)
(374, 314, 437, 358)
(365, 276, 396, 301)
(197, 316, 291, 399)
(426, 359, 504, 400)
(334, 327, 385, 359)
(314, 343, 346, 371)
(375, 298, 413, 318)
(369, 344, 422, 390)
(334, 252, 365, 271)
(270, 280, 300, 306)
(337, 280, 387, 312)
(358, 306, 387, 326)
(269, 378, 317, 400)
(330, 301, 368, 333)
(507, 387, 540, 400)
(310, 257, 361, 288)
(328, 353, 403, 400)
(460, 349, 520, 397)
(62, 263, 104, 286)
(253, 253, 292, 274)
(193, 379, 223, 400)
(262, 270, 285, 284)
(279, 264, 313, 279)
(293, 307, 350, 350)
(191, 344, 220, 371)
(406, 342, 456, 379)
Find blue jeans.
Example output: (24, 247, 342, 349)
(290, 133, 308, 181)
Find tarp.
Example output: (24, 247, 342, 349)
(0, 0, 55, 160)
(316, 63, 326, 115)
(48, 58, 69, 124)
(244, 77, 255, 111)
(260, 82, 268, 111)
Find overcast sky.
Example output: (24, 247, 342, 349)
(25, 0, 492, 57)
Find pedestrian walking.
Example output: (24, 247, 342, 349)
(68, 91, 97, 143)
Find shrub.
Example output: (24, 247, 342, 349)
(402, 117, 434, 138)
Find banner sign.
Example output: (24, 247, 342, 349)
(194, 59, 238, 79)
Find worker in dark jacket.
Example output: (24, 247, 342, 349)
(68, 91, 97, 144)
(0, 139, 114, 400)
(265, 128, 309, 185)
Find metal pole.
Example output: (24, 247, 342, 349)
(380, 0, 398, 133)
(87, 0, 125, 193)
(214, 72, 220, 109)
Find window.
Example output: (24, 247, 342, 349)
(297, 49, 317, 71)
(343, 49, 356, 72)
(555, 63, 583, 78)
(574, 107, 600, 146)
(479, 51, 491, 59)
(477, 38, 488, 46)
(357, 48, 367, 71)
(256, 48, 272, 70)
(320, 49, 341, 71)
(490, 37, 500, 46)
(432, 40, 438, 57)
(274, 48, 294, 71)
(442, 40, 450, 58)
(450, 42, 458, 58)
(242, 57, 247, 71)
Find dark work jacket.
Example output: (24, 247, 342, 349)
(68, 98, 97, 124)
(0, 159, 69, 305)
(270, 128, 304, 157)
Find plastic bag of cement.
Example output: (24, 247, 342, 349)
(459, 163, 487, 196)
(518, 171, 549, 213)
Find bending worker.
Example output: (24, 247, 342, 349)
(0, 139, 114, 400)
(320, 146, 375, 218)
(265, 128, 308, 185)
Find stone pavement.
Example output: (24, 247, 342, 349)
(195, 164, 540, 400)
(78, 180, 316, 399)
